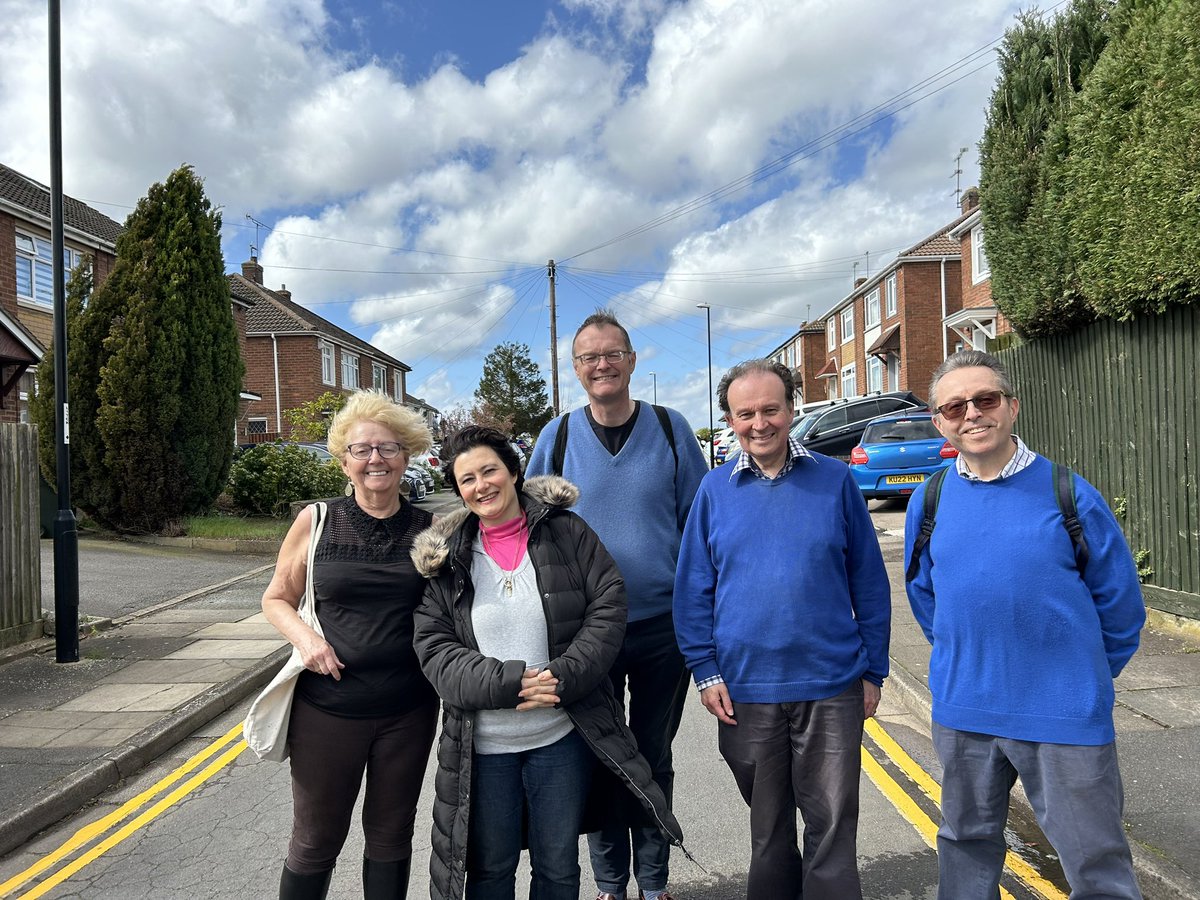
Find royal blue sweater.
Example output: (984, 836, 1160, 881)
(526, 403, 707, 622)
(673, 453, 891, 702)
(905, 454, 1145, 745)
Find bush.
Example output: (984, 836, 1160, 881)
(228, 444, 347, 517)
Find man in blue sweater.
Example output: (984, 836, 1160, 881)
(526, 310, 708, 900)
(674, 359, 890, 900)
(906, 350, 1145, 899)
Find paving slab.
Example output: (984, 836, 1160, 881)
(164, 638, 286, 659)
(189, 622, 283, 640)
(100, 658, 256, 684)
(58, 682, 214, 713)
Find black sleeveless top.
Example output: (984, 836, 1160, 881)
(296, 496, 437, 718)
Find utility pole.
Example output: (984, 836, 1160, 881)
(650, 372, 657, 405)
(697, 304, 714, 468)
(952, 146, 968, 205)
(547, 260, 559, 415)
(49, 0, 79, 663)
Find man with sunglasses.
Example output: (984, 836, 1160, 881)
(906, 349, 1145, 899)
(526, 309, 708, 900)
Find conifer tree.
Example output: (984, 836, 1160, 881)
(474, 342, 553, 437)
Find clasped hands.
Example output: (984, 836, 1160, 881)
(517, 667, 560, 711)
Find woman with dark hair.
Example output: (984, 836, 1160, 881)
(410, 426, 685, 900)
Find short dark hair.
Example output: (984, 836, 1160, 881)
(717, 359, 796, 415)
(572, 308, 632, 355)
(440, 426, 524, 497)
(928, 350, 1016, 408)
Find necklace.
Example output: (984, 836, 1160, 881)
(480, 521, 527, 597)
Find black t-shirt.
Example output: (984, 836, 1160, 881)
(296, 496, 437, 718)
(585, 401, 641, 456)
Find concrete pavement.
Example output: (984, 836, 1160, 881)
(2, 529, 1199, 898)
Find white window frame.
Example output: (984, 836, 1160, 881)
(15, 231, 84, 307)
(247, 418, 268, 435)
(394, 371, 404, 402)
(885, 274, 897, 317)
(372, 361, 386, 391)
(319, 341, 335, 385)
(887, 354, 899, 392)
(866, 356, 883, 393)
(971, 223, 990, 284)
(841, 362, 857, 399)
(826, 319, 837, 351)
(840, 306, 854, 343)
(865, 288, 880, 329)
(341, 351, 359, 388)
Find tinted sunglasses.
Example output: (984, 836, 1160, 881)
(934, 390, 1011, 421)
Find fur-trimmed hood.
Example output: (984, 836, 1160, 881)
(411, 474, 579, 578)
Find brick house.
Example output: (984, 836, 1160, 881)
(944, 187, 1013, 350)
(815, 211, 972, 404)
(0, 162, 121, 424)
(766, 321, 827, 406)
(232, 258, 415, 441)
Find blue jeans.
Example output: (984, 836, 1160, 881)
(467, 730, 594, 900)
(933, 723, 1141, 900)
(588, 611, 691, 895)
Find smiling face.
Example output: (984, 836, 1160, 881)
(572, 323, 635, 404)
(727, 370, 794, 475)
(453, 445, 521, 526)
(932, 366, 1020, 474)
(340, 419, 409, 502)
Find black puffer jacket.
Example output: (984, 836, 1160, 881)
(411, 475, 685, 900)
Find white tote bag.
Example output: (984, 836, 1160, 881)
(244, 501, 327, 762)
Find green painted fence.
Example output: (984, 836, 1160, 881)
(997, 305, 1199, 619)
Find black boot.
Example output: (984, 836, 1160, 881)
(279, 863, 333, 899)
(362, 856, 411, 899)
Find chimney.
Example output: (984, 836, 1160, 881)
(276, 283, 291, 302)
(854, 277, 867, 289)
(242, 256, 263, 285)
(961, 186, 980, 215)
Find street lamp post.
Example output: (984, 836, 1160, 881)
(697, 304, 713, 467)
(650, 372, 657, 405)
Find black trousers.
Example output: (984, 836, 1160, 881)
(285, 695, 438, 873)
(718, 681, 865, 900)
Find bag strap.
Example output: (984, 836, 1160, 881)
(651, 404, 679, 474)
(1053, 462, 1090, 574)
(300, 501, 326, 624)
(552, 403, 677, 477)
(905, 467, 949, 583)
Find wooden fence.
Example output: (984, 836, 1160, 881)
(998, 304, 1199, 619)
(0, 423, 43, 647)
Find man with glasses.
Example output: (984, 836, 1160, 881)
(906, 349, 1145, 899)
(526, 309, 707, 900)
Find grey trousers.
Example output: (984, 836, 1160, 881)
(933, 723, 1141, 900)
(718, 682, 865, 900)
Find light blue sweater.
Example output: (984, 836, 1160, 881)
(673, 453, 891, 702)
(905, 454, 1145, 745)
(526, 403, 707, 622)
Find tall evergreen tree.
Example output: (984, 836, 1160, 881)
(474, 342, 553, 437)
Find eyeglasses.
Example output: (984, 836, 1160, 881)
(345, 442, 404, 459)
(934, 390, 1011, 420)
(574, 350, 632, 367)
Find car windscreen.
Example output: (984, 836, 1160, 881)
(862, 418, 941, 444)
(790, 411, 821, 439)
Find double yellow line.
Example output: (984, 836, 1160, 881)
(862, 718, 1065, 900)
(0, 724, 249, 899)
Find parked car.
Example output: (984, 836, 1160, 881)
(409, 460, 436, 493)
(413, 449, 442, 475)
(236, 441, 334, 461)
(848, 411, 957, 499)
(712, 426, 738, 463)
(790, 391, 925, 459)
(403, 467, 427, 501)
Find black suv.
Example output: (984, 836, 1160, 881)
(791, 391, 926, 459)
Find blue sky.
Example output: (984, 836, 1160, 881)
(1, 0, 1029, 431)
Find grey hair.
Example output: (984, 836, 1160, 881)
(928, 350, 1016, 408)
(572, 308, 632, 354)
(717, 359, 796, 415)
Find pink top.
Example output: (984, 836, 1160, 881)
(478, 513, 529, 571)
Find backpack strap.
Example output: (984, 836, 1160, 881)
(651, 404, 679, 474)
(905, 467, 949, 583)
(1053, 462, 1090, 574)
(552, 403, 678, 477)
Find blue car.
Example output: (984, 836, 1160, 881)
(848, 411, 958, 499)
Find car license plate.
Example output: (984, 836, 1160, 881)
(886, 474, 926, 485)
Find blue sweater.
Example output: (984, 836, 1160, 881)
(904, 454, 1145, 745)
(673, 453, 891, 703)
(526, 403, 707, 622)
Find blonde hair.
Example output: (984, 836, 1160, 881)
(326, 391, 433, 458)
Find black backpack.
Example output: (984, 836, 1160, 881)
(551, 404, 678, 477)
(904, 461, 1090, 583)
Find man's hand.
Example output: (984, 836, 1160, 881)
(863, 680, 881, 719)
(700, 683, 737, 725)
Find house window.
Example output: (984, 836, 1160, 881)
(827, 319, 836, 351)
(247, 418, 268, 435)
(887, 354, 899, 391)
(867, 356, 883, 393)
(341, 352, 359, 388)
(15, 231, 84, 307)
(865, 288, 880, 329)
(17, 370, 36, 424)
(841, 362, 857, 399)
(320, 341, 335, 385)
(394, 372, 404, 402)
(971, 223, 990, 284)
(886, 275, 897, 317)
(840, 307, 854, 343)
(372, 362, 386, 391)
